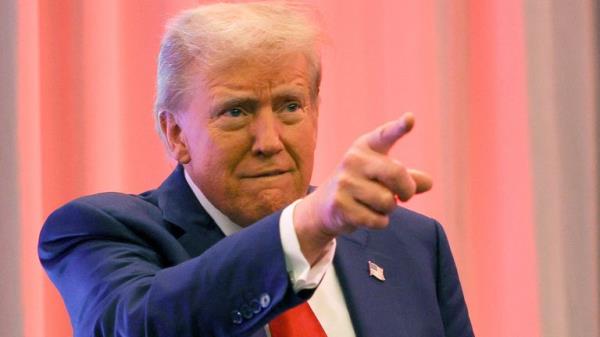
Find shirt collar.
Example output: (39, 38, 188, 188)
(184, 169, 242, 236)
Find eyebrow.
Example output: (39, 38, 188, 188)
(211, 96, 259, 114)
(209, 82, 310, 113)
(271, 85, 309, 103)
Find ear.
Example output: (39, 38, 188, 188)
(159, 111, 191, 164)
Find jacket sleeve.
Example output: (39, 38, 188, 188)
(38, 197, 309, 337)
(434, 221, 475, 337)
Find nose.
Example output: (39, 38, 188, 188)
(250, 109, 284, 157)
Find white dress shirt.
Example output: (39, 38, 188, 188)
(184, 171, 356, 337)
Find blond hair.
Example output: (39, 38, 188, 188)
(154, 1, 323, 133)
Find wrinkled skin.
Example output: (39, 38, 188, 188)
(160, 53, 432, 264)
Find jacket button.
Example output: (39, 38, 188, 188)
(250, 299, 262, 314)
(231, 310, 243, 325)
(259, 293, 270, 308)
(241, 304, 253, 319)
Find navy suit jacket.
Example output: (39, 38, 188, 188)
(39, 165, 474, 337)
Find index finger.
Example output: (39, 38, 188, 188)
(362, 112, 415, 154)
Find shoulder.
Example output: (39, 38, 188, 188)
(63, 190, 158, 211)
(39, 190, 168, 251)
(44, 191, 162, 228)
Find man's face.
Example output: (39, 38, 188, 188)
(177, 54, 318, 226)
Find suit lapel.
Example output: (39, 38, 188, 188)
(155, 165, 226, 257)
(334, 230, 410, 337)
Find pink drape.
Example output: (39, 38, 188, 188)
(18, 1, 548, 336)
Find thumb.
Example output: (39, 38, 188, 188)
(408, 169, 433, 194)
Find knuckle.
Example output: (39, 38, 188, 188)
(392, 162, 407, 177)
(342, 148, 364, 169)
(335, 172, 354, 190)
(381, 191, 396, 212)
(397, 185, 416, 202)
(381, 189, 394, 202)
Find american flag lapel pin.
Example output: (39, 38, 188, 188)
(368, 260, 385, 282)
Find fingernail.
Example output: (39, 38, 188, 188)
(401, 112, 415, 131)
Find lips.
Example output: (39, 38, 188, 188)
(240, 169, 291, 178)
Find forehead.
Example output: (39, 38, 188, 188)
(203, 54, 313, 96)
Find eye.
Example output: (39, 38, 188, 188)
(284, 102, 301, 112)
(222, 107, 245, 117)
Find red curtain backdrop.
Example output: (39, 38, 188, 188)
(14, 1, 598, 337)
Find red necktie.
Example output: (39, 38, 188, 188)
(269, 302, 328, 337)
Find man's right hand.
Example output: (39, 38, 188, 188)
(293, 113, 433, 265)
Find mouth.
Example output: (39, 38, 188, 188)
(240, 169, 292, 179)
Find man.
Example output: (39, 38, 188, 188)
(39, 2, 473, 337)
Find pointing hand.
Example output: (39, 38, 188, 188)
(294, 113, 433, 264)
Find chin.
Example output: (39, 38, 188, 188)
(234, 188, 302, 226)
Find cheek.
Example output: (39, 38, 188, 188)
(187, 129, 252, 198)
(289, 119, 318, 177)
